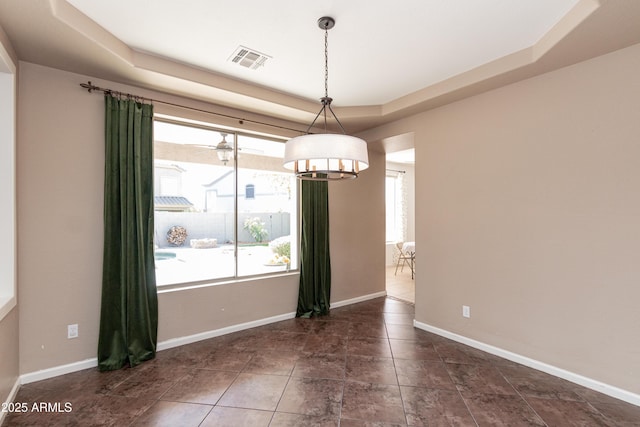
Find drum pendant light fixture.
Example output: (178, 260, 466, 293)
(283, 17, 369, 180)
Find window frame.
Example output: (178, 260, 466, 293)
(153, 116, 299, 289)
(245, 183, 255, 200)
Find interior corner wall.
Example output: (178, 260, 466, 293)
(366, 42, 640, 394)
(330, 148, 386, 302)
(16, 61, 382, 375)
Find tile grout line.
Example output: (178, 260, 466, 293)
(435, 342, 480, 427)
(497, 369, 550, 427)
(336, 329, 349, 427)
(385, 313, 411, 426)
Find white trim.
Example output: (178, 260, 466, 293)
(19, 311, 297, 383)
(332, 291, 387, 309)
(157, 290, 388, 350)
(20, 358, 98, 385)
(0, 39, 17, 73)
(0, 296, 16, 323)
(0, 376, 20, 425)
(414, 320, 640, 407)
(17, 292, 387, 386)
(157, 311, 296, 351)
(156, 272, 299, 293)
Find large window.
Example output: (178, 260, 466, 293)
(153, 119, 297, 286)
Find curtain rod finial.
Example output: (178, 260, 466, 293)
(80, 81, 94, 93)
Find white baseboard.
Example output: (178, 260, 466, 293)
(18, 292, 386, 386)
(20, 312, 297, 384)
(21, 358, 98, 385)
(414, 320, 640, 407)
(0, 377, 21, 425)
(332, 291, 387, 309)
(159, 290, 388, 350)
(157, 311, 296, 351)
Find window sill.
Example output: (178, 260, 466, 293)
(157, 270, 299, 294)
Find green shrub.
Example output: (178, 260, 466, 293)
(269, 236, 290, 257)
(243, 217, 268, 242)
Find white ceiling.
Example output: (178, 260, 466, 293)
(65, 0, 578, 106)
(2, 0, 640, 136)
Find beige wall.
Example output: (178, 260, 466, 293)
(17, 62, 383, 374)
(330, 149, 386, 302)
(17, 63, 105, 374)
(362, 42, 640, 394)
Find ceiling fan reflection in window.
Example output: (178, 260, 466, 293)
(190, 133, 263, 165)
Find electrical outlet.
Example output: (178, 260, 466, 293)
(462, 305, 471, 318)
(67, 324, 78, 339)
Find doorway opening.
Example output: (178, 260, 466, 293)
(385, 148, 415, 303)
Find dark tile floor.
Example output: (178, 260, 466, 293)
(4, 297, 640, 426)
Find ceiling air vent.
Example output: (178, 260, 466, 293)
(229, 46, 271, 70)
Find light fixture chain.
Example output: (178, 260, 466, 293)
(324, 26, 329, 99)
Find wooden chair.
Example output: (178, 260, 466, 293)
(394, 242, 414, 277)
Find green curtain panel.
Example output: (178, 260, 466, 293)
(297, 179, 331, 317)
(98, 95, 158, 371)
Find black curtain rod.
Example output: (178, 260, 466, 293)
(79, 81, 306, 134)
(386, 168, 406, 174)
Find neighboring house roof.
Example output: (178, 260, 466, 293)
(154, 196, 193, 211)
(155, 163, 187, 172)
(203, 170, 234, 188)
